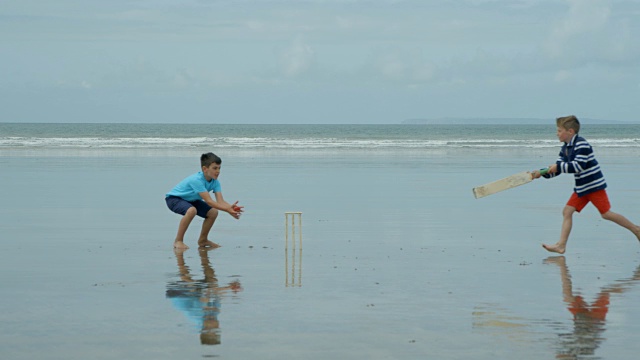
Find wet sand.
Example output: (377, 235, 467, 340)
(1, 149, 640, 359)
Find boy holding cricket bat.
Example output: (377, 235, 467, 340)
(532, 115, 640, 254)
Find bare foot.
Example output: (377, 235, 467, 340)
(198, 240, 220, 248)
(633, 227, 640, 242)
(542, 243, 566, 254)
(174, 241, 189, 250)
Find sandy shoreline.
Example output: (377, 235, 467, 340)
(2, 149, 640, 359)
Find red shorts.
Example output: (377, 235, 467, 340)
(566, 189, 611, 214)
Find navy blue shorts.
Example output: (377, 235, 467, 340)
(165, 196, 212, 218)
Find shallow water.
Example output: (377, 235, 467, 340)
(1, 149, 640, 359)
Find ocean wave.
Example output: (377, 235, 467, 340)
(1, 136, 638, 149)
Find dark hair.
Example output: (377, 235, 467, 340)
(201, 152, 222, 167)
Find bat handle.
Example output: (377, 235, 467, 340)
(531, 168, 549, 179)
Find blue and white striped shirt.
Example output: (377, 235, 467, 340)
(544, 134, 607, 197)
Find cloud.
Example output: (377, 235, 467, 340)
(370, 53, 439, 87)
(545, 0, 610, 56)
(543, 0, 640, 66)
(4, 0, 640, 124)
(373, 0, 640, 88)
(553, 69, 571, 82)
(281, 36, 314, 78)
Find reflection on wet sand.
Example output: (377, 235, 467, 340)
(285, 246, 302, 287)
(472, 302, 535, 347)
(545, 256, 640, 359)
(166, 249, 242, 345)
(284, 212, 302, 287)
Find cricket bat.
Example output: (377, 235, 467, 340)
(472, 168, 548, 199)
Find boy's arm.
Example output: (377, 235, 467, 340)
(544, 145, 574, 178)
(555, 143, 592, 175)
(535, 150, 564, 179)
(532, 166, 555, 179)
(544, 164, 558, 178)
(199, 191, 242, 218)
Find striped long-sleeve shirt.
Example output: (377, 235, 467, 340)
(544, 134, 607, 197)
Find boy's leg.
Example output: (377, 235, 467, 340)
(166, 196, 199, 249)
(601, 211, 640, 241)
(198, 208, 220, 248)
(543, 256, 576, 303)
(175, 207, 197, 249)
(591, 189, 640, 242)
(543, 205, 576, 254)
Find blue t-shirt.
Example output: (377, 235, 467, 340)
(166, 172, 221, 202)
(169, 295, 221, 329)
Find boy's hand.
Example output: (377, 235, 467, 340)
(531, 170, 541, 179)
(229, 280, 243, 293)
(548, 164, 558, 174)
(228, 201, 243, 219)
(232, 201, 244, 213)
(532, 166, 555, 179)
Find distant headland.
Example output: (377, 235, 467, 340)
(402, 117, 637, 125)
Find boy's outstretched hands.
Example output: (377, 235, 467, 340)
(228, 201, 244, 219)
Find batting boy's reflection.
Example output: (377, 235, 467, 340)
(545, 256, 640, 359)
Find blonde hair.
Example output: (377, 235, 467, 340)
(556, 115, 580, 133)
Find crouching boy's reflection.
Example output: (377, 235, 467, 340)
(167, 249, 242, 345)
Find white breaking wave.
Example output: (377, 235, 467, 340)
(0, 136, 638, 149)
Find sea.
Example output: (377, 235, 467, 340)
(1, 122, 639, 154)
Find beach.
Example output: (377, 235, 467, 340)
(2, 124, 640, 359)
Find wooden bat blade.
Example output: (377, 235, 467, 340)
(472, 171, 533, 199)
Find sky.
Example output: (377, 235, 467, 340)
(1, 0, 640, 124)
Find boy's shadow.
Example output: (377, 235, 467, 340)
(166, 248, 242, 345)
(544, 256, 640, 359)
